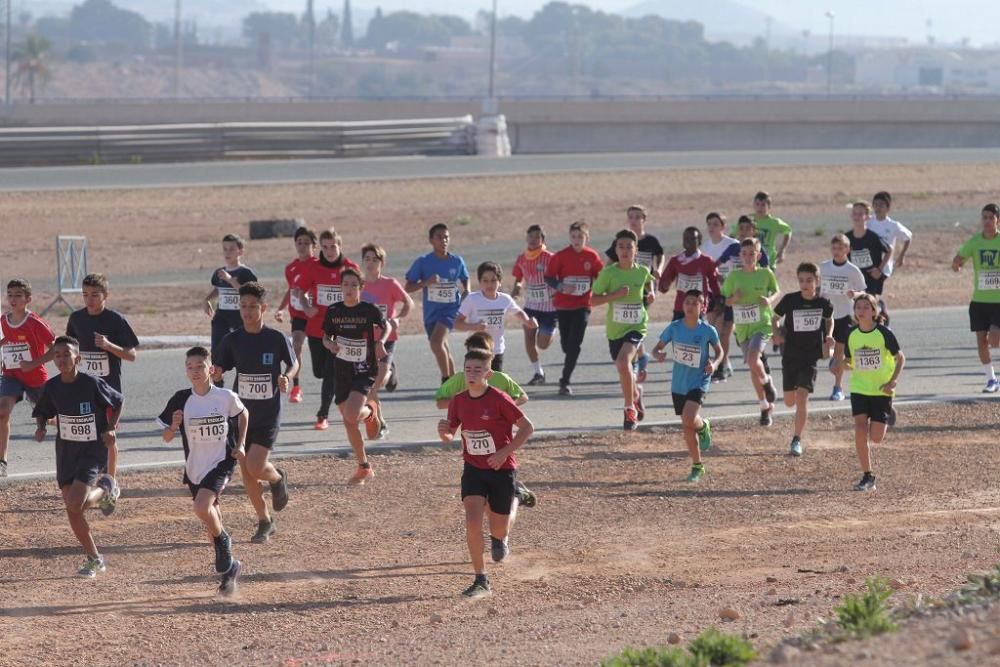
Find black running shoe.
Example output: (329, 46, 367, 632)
(213, 530, 233, 573)
(270, 468, 289, 512)
(760, 407, 773, 427)
(763, 380, 776, 404)
(526, 372, 546, 386)
(711, 365, 726, 383)
(490, 535, 510, 563)
(462, 576, 492, 598)
(623, 407, 638, 432)
(219, 559, 241, 596)
(854, 472, 876, 492)
(515, 480, 537, 508)
(385, 362, 398, 392)
(558, 383, 573, 396)
(250, 518, 276, 544)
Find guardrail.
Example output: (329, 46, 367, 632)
(0, 117, 477, 166)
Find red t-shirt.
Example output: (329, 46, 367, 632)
(285, 256, 318, 320)
(512, 249, 556, 313)
(1, 312, 54, 387)
(544, 246, 604, 310)
(361, 277, 408, 342)
(659, 252, 721, 313)
(447, 386, 524, 470)
(297, 256, 360, 339)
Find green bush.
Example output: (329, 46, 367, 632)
(688, 628, 757, 666)
(601, 646, 700, 667)
(834, 576, 897, 638)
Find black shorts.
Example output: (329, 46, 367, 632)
(291, 317, 308, 333)
(863, 274, 886, 296)
(460, 463, 517, 515)
(672, 389, 705, 415)
(723, 305, 734, 323)
(833, 315, 853, 344)
(308, 335, 332, 380)
(781, 357, 818, 393)
(851, 393, 893, 424)
(608, 330, 645, 361)
(185, 458, 236, 499)
(969, 301, 1000, 332)
(55, 441, 107, 489)
(334, 359, 377, 405)
(246, 425, 279, 449)
(491, 353, 504, 372)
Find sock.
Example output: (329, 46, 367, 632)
(985, 364, 996, 382)
(532, 360, 543, 374)
(760, 399, 770, 410)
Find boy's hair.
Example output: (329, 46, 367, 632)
(615, 229, 638, 244)
(737, 215, 755, 229)
(683, 226, 702, 242)
(340, 267, 364, 286)
(238, 281, 267, 301)
(526, 224, 545, 239)
(222, 233, 245, 250)
(831, 233, 850, 246)
(852, 201, 872, 213)
(477, 261, 502, 282)
(319, 227, 341, 244)
(464, 348, 493, 364)
(361, 243, 386, 263)
(626, 205, 647, 219)
(294, 226, 318, 245)
(796, 262, 819, 277)
(983, 203, 1000, 216)
(569, 220, 589, 234)
(53, 335, 79, 350)
(186, 345, 210, 360)
(852, 293, 886, 324)
(754, 191, 771, 204)
(740, 237, 761, 250)
(684, 289, 705, 301)
(428, 223, 449, 239)
(81, 273, 109, 294)
(464, 331, 494, 352)
(872, 191, 892, 207)
(6, 278, 32, 297)
(705, 212, 725, 224)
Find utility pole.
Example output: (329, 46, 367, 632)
(306, 0, 315, 97)
(487, 0, 497, 100)
(4, 0, 11, 106)
(173, 0, 182, 99)
(825, 10, 835, 96)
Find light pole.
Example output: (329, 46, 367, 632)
(487, 0, 497, 102)
(825, 10, 835, 96)
(173, 0, 182, 99)
(4, 0, 11, 106)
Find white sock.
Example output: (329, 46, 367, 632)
(760, 399, 770, 410)
(532, 360, 543, 374)
(985, 364, 996, 382)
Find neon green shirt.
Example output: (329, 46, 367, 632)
(435, 371, 524, 402)
(731, 215, 791, 261)
(721, 267, 779, 342)
(957, 232, 1000, 304)
(591, 263, 653, 340)
(846, 324, 901, 397)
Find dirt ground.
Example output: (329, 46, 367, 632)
(0, 161, 994, 337)
(1, 402, 998, 666)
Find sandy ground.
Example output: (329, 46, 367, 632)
(1, 401, 998, 666)
(0, 161, 993, 337)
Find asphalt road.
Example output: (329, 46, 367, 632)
(3, 305, 988, 481)
(2, 148, 1000, 192)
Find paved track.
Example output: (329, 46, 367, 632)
(2, 305, 988, 481)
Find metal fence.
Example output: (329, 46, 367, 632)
(0, 116, 477, 166)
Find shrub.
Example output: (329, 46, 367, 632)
(688, 628, 757, 666)
(834, 576, 897, 638)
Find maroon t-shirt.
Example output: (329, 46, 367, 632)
(447, 386, 524, 470)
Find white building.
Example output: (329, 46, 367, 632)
(856, 48, 1000, 91)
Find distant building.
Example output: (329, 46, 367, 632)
(856, 48, 1000, 91)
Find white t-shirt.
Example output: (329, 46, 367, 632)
(156, 386, 246, 485)
(866, 216, 913, 278)
(702, 235, 740, 262)
(819, 259, 868, 320)
(457, 291, 522, 354)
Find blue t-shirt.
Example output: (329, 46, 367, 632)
(658, 319, 720, 395)
(405, 252, 469, 324)
(717, 244, 769, 269)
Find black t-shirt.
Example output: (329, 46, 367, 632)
(323, 301, 388, 370)
(33, 372, 123, 447)
(66, 308, 139, 392)
(606, 234, 665, 271)
(846, 230, 888, 280)
(774, 292, 834, 362)
(211, 266, 258, 329)
(212, 326, 295, 429)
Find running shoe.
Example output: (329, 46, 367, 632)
(686, 464, 705, 483)
(763, 379, 777, 404)
(385, 362, 398, 392)
(289, 385, 303, 403)
(376, 420, 389, 440)
(0, 460, 7, 477)
(348, 464, 374, 486)
(250, 518, 276, 544)
(854, 472, 876, 492)
(270, 468, 289, 512)
(78, 555, 106, 578)
(760, 406, 773, 427)
(364, 401, 381, 440)
(724, 364, 733, 380)
(887, 406, 897, 427)
(789, 437, 803, 457)
(526, 372, 546, 386)
(96, 474, 120, 517)
(514, 480, 537, 507)
(462, 577, 492, 598)
(213, 530, 233, 573)
(830, 386, 845, 401)
(697, 419, 712, 452)
(711, 365, 726, 383)
(984, 379, 999, 394)
(635, 385, 646, 422)
(218, 559, 241, 596)
(623, 407, 638, 432)
(558, 383, 573, 396)
(314, 418, 329, 431)
(490, 535, 510, 563)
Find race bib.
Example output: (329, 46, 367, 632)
(189, 415, 227, 447)
(673, 342, 702, 369)
(479, 308, 506, 330)
(717, 262, 733, 280)
(978, 270, 1000, 291)
(218, 287, 240, 310)
(677, 274, 702, 293)
(636, 251, 653, 268)
(336, 337, 367, 363)
(851, 249, 873, 269)
(59, 413, 96, 443)
(564, 276, 591, 296)
(822, 276, 848, 296)
(613, 303, 643, 324)
(792, 309, 824, 332)
(733, 304, 761, 325)
(1, 342, 31, 370)
(855, 348, 882, 370)
(80, 351, 110, 378)
(463, 429, 496, 456)
(525, 284, 549, 308)
(238, 373, 274, 400)
(290, 291, 307, 312)
(316, 285, 343, 307)
(428, 282, 457, 304)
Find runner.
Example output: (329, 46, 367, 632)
(847, 201, 891, 301)
(651, 290, 723, 483)
(820, 234, 867, 401)
(544, 221, 604, 396)
(951, 203, 1000, 393)
(158, 346, 247, 596)
(867, 191, 914, 322)
(511, 224, 557, 386)
(405, 223, 470, 384)
(456, 261, 538, 372)
(0, 279, 54, 478)
(771, 263, 834, 456)
(435, 332, 529, 409)
(842, 293, 905, 492)
(659, 226, 720, 321)
(211, 282, 298, 543)
(275, 226, 318, 404)
(591, 229, 655, 431)
(204, 234, 257, 385)
(720, 238, 780, 425)
(322, 268, 388, 485)
(360, 243, 413, 438)
(32, 336, 123, 577)
(702, 212, 740, 382)
(437, 347, 535, 599)
(295, 227, 359, 430)
(730, 191, 791, 265)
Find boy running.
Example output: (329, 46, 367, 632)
(456, 261, 537, 372)
(204, 234, 257, 370)
(847, 202, 891, 301)
(0, 279, 54, 477)
(211, 282, 298, 543)
(951, 203, 1000, 393)
(405, 223, 470, 384)
(659, 226, 720, 321)
(867, 191, 913, 321)
(511, 225, 557, 386)
(322, 268, 388, 485)
(544, 221, 604, 396)
(820, 234, 868, 401)
(730, 191, 791, 265)
(438, 347, 535, 599)
(771, 263, 834, 456)
(652, 290, 722, 483)
(275, 226, 318, 404)
(32, 336, 123, 577)
(591, 229, 655, 431)
(158, 346, 247, 595)
(702, 213, 740, 358)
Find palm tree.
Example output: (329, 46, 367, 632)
(12, 35, 53, 103)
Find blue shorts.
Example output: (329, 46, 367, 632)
(0, 375, 44, 404)
(525, 308, 558, 336)
(424, 315, 457, 338)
